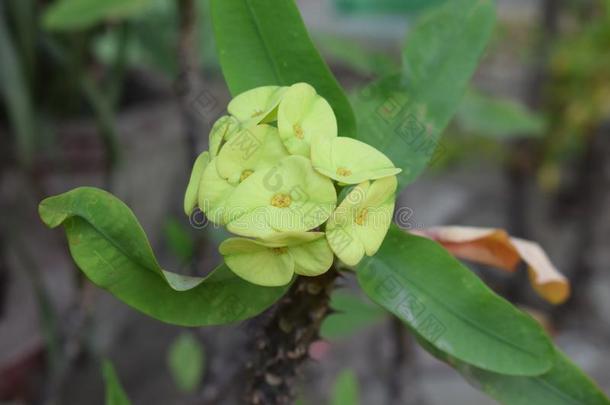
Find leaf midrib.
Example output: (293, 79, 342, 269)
(363, 256, 546, 366)
(244, 0, 283, 87)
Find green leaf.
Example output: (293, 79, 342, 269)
(0, 3, 36, 166)
(102, 360, 132, 405)
(352, 0, 496, 189)
(357, 225, 554, 376)
(167, 332, 205, 393)
(320, 290, 386, 340)
(455, 88, 547, 138)
(418, 339, 610, 405)
(331, 369, 360, 405)
(210, 0, 356, 137)
(334, 0, 447, 15)
(314, 33, 398, 77)
(43, 0, 155, 31)
(38, 187, 289, 326)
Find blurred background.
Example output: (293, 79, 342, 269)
(1, 0, 609, 403)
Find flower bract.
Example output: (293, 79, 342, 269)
(219, 232, 333, 286)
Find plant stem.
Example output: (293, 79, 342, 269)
(177, 0, 202, 164)
(244, 268, 339, 404)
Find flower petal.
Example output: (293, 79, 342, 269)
(228, 85, 287, 124)
(311, 136, 401, 184)
(326, 224, 365, 266)
(209, 115, 240, 158)
(184, 151, 210, 216)
(291, 237, 334, 276)
(198, 158, 237, 225)
(278, 83, 337, 157)
(216, 125, 289, 184)
(225, 156, 336, 237)
(354, 200, 395, 256)
(220, 237, 294, 287)
(262, 231, 325, 247)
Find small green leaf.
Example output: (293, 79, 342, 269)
(38, 187, 289, 326)
(320, 290, 386, 340)
(167, 332, 205, 393)
(456, 88, 547, 138)
(418, 338, 610, 405)
(357, 226, 554, 376)
(331, 369, 360, 405)
(102, 360, 131, 405)
(43, 0, 155, 31)
(211, 0, 356, 137)
(352, 0, 496, 189)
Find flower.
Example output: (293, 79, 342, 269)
(198, 157, 238, 225)
(311, 136, 401, 184)
(224, 155, 337, 238)
(209, 115, 240, 158)
(326, 176, 398, 266)
(219, 232, 333, 286)
(183, 151, 210, 216)
(277, 82, 337, 157)
(228, 85, 287, 124)
(184, 82, 402, 286)
(216, 124, 289, 185)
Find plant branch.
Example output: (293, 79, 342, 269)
(244, 268, 339, 405)
(176, 0, 202, 163)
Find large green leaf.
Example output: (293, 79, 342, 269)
(357, 226, 554, 376)
(43, 0, 155, 31)
(418, 338, 610, 405)
(456, 88, 547, 138)
(210, 0, 356, 136)
(352, 0, 496, 189)
(102, 360, 131, 405)
(38, 187, 288, 326)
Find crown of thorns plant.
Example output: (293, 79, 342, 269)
(184, 83, 401, 286)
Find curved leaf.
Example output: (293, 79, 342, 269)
(38, 187, 288, 326)
(210, 0, 356, 137)
(352, 0, 496, 189)
(357, 225, 554, 376)
(418, 338, 610, 405)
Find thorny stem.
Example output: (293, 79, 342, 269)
(244, 268, 339, 405)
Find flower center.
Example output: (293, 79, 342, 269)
(336, 167, 352, 177)
(271, 247, 288, 255)
(293, 123, 304, 139)
(355, 208, 368, 225)
(271, 193, 292, 208)
(240, 169, 254, 182)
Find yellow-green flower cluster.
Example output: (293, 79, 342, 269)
(184, 83, 401, 286)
